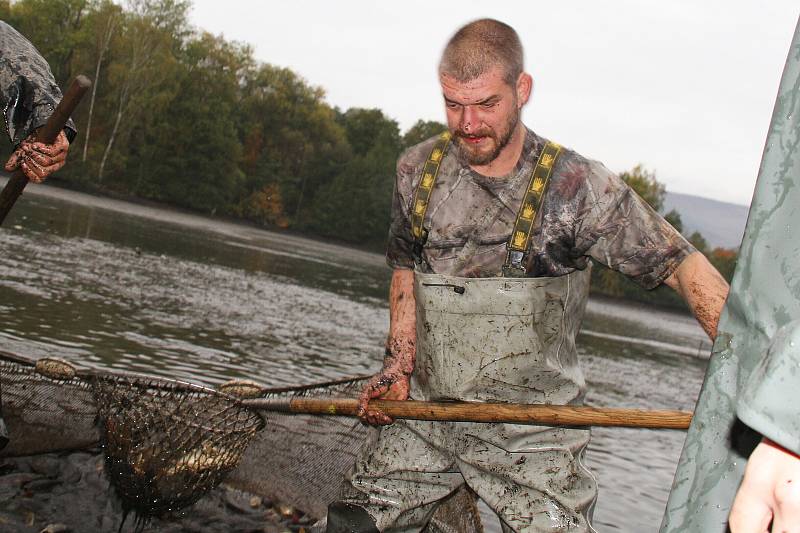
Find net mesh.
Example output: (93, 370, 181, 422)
(92, 374, 263, 518)
(226, 378, 368, 519)
(0, 354, 98, 456)
(0, 351, 482, 532)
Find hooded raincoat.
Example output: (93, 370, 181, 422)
(661, 16, 800, 532)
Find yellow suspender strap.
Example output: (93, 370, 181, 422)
(410, 132, 452, 261)
(503, 140, 562, 277)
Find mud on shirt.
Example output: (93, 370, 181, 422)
(386, 128, 695, 288)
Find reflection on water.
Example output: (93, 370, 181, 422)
(0, 182, 710, 531)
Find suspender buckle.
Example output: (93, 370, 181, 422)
(502, 249, 527, 277)
(412, 228, 429, 265)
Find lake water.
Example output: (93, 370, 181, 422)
(0, 179, 712, 531)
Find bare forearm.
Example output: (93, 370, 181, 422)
(664, 251, 730, 339)
(386, 268, 416, 372)
(357, 269, 416, 423)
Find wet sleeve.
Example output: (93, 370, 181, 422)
(0, 21, 77, 145)
(573, 161, 695, 289)
(385, 153, 416, 270)
(737, 320, 800, 456)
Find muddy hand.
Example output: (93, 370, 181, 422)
(5, 130, 69, 183)
(357, 337, 415, 425)
(357, 371, 410, 426)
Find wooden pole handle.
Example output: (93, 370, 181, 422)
(244, 397, 693, 430)
(0, 75, 91, 225)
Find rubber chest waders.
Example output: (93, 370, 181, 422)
(410, 135, 591, 405)
(339, 136, 598, 532)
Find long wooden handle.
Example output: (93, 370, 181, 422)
(0, 75, 92, 225)
(244, 397, 693, 430)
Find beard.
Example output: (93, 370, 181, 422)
(454, 108, 520, 166)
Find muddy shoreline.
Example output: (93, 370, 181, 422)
(0, 450, 307, 533)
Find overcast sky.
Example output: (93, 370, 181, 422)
(190, 1, 799, 206)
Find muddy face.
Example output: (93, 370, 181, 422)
(440, 67, 523, 167)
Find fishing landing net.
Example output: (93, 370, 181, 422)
(92, 374, 264, 520)
(0, 352, 483, 532)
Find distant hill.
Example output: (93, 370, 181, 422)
(663, 192, 750, 249)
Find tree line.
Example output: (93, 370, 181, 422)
(1, 0, 738, 309)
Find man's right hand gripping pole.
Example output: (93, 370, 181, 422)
(358, 269, 416, 426)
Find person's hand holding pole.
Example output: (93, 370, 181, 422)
(357, 336, 414, 425)
(4, 130, 69, 183)
(0, 75, 89, 225)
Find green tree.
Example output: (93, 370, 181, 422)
(136, 32, 249, 211)
(95, 0, 188, 183)
(338, 108, 401, 156)
(236, 64, 349, 224)
(619, 164, 665, 212)
(307, 108, 401, 246)
(664, 209, 683, 233)
(8, 0, 90, 87)
(688, 231, 709, 255)
(76, 1, 123, 167)
(402, 119, 447, 149)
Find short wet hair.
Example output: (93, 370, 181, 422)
(439, 19, 524, 86)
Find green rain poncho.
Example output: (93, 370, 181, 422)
(661, 16, 800, 532)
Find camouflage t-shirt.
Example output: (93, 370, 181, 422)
(386, 128, 695, 289)
(0, 21, 76, 145)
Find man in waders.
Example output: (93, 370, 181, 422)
(0, 21, 76, 449)
(326, 19, 730, 533)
